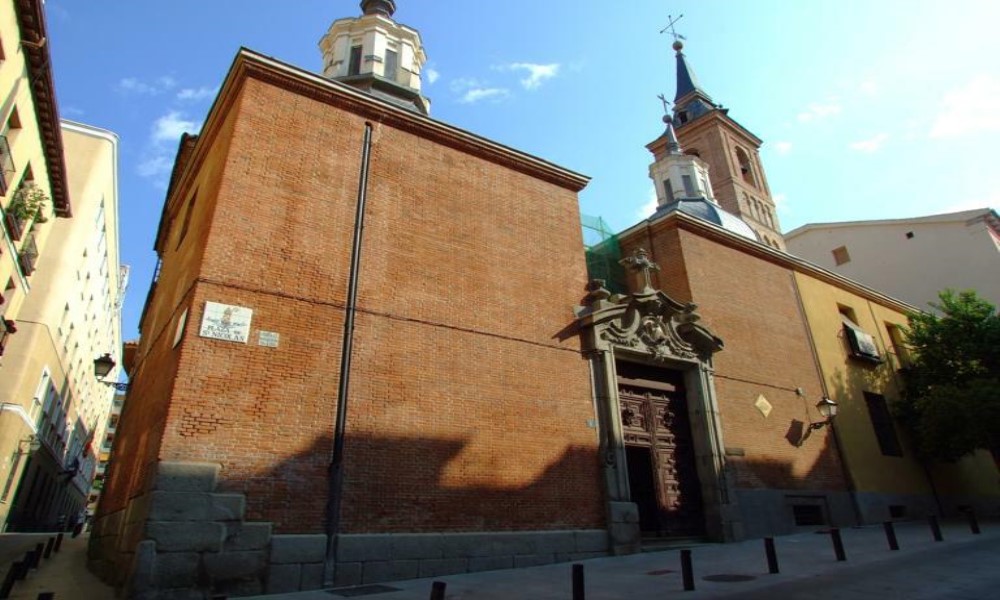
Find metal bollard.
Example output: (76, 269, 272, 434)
(43, 537, 55, 559)
(764, 537, 779, 574)
(967, 509, 981, 535)
(37, 594, 55, 600)
(571, 563, 585, 600)
(883, 521, 899, 550)
(16, 556, 31, 580)
(830, 528, 846, 561)
(680, 549, 695, 591)
(33, 544, 45, 568)
(53, 534, 64, 553)
(928, 515, 943, 542)
(429, 581, 446, 600)
(0, 562, 20, 598)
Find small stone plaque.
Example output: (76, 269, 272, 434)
(199, 302, 252, 343)
(754, 394, 773, 418)
(258, 330, 279, 348)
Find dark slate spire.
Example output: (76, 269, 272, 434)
(664, 115, 683, 155)
(671, 40, 719, 127)
(360, 0, 396, 17)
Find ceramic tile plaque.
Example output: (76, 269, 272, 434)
(199, 302, 252, 343)
(258, 331, 279, 348)
(754, 394, 773, 418)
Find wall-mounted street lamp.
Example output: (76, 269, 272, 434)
(809, 396, 839, 430)
(93, 353, 128, 392)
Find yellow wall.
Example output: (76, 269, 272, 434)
(794, 271, 1000, 503)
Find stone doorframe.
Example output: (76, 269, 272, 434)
(575, 251, 744, 554)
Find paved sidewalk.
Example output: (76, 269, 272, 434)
(0, 532, 115, 599)
(247, 519, 999, 599)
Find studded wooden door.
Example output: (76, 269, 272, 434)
(617, 366, 705, 537)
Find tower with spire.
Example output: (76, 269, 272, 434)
(660, 38, 785, 250)
(319, 0, 430, 114)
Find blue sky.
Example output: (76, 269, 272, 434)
(45, 0, 1000, 339)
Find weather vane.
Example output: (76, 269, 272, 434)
(660, 14, 686, 43)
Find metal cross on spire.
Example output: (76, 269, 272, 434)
(619, 248, 661, 291)
(660, 14, 686, 44)
(657, 93, 672, 117)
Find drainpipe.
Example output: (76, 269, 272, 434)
(325, 122, 373, 585)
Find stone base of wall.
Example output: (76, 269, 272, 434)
(329, 529, 609, 588)
(89, 461, 611, 597)
(734, 489, 857, 539)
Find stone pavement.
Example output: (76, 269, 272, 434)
(247, 519, 999, 599)
(0, 532, 114, 599)
(0, 520, 995, 599)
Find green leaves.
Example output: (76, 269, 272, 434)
(898, 290, 1000, 461)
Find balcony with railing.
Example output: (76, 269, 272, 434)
(0, 135, 15, 197)
(17, 232, 38, 276)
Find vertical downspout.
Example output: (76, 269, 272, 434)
(789, 272, 864, 526)
(325, 122, 373, 585)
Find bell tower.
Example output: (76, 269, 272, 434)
(319, 0, 431, 115)
(669, 39, 784, 250)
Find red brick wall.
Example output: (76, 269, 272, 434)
(623, 223, 847, 492)
(135, 76, 603, 533)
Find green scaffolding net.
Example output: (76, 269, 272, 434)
(581, 214, 626, 295)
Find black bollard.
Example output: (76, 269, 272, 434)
(429, 581, 446, 600)
(53, 533, 64, 553)
(830, 528, 846, 561)
(16, 556, 31, 581)
(33, 544, 45, 568)
(37, 593, 55, 600)
(764, 537, 779, 574)
(883, 521, 899, 550)
(571, 564, 585, 600)
(0, 562, 19, 598)
(928, 515, 943, 541)
(967, 509, 981, 535)
(680, 549, 695, 591)
(44, 537, 55, 559)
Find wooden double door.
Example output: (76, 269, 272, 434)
(617, 363, 705, 537)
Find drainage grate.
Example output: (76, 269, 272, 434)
(702, 574, 757, 583)
(327, 584, 403, 597)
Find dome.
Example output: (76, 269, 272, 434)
(652, 198, 760, 241)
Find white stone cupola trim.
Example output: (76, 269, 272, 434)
(319, 0, 430, 114)
(647, 117, 716, 208)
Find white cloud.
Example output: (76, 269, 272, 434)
(176, 86, 218, 102)
(426, 68, 440, 85)
(772, 141, 793, 155)
(772, 193, 788, 209)
(796, 101, 842, 123)
(137, 111, 202, 186)
(637, 188, 659, 218)
(929, 75, 1000, 139)
(116, 75, 177, 96)
(848, 132, 889, 153)
(151, 111, 200, 145)
(858, 78, 879, 96)
(460, 88, 509, 104)
(506, 62, 560, 90)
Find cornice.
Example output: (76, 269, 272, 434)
(618, 211, 919, 315)
(14, 0, 71, 217)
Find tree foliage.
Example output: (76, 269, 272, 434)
(897, 290, 1000, 461)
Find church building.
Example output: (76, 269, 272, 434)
(89, 2, 999, 598)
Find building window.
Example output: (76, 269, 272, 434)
(735, 147, 756, 186)
(886, 323, 911, 369)
(832, 245, 850, 266)
(663, 179, 674, 202)
(384, 49, 398, 81)
(175, 191, 197, 250)
(864, 391, 902, 456)
(348, 45, 363, 75)
(839, 306, 881, 363)
(682, 175, 695, 197)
